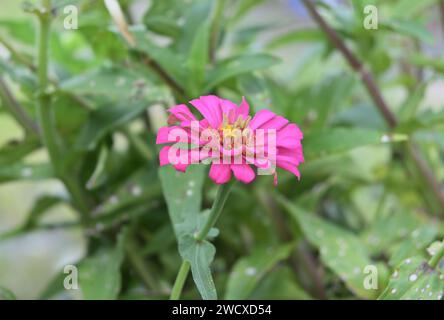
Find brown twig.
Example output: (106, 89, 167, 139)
(301, 0, 444, 212)
(102, 0, 186, 99)
(140, 55, 186, 99)
(301, 0, 396, 127)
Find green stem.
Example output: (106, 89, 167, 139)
(169, 181, 234, 300)
(429, 241, 444, 268)
(35, 0, 90, 220)
(195, 180, 234, 241)
(170, 260, 191, 300)
(36, 1, 60, 162)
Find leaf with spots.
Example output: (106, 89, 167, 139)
(389, 225, 439, 267)
(159, 165, 206, 238)
(361, 211, 429, 255)
(224, 244, 295, 299)
(0, 162, 53, 183)
(379, 256, 444, 300)
(159, 165, 218, 299)
(277, 196, 386, 299)
(79, 227, 128, 300)
(59, 67, 145, 99)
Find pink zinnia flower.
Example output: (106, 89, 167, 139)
(156, 95, 304, 185)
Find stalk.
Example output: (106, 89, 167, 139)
(169, 181, 234, 300)
(35, 0, 90, 219)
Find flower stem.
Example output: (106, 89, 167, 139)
(195, 180, 234, 241)
(170, 260, 191, 300)
(35, 0, 91, 220)
(37, 0, 60, 162)
(169, 181, 234, 300)
(429, 241, 444, 269)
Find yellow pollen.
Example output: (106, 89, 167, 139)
(219, 114, 252, 142)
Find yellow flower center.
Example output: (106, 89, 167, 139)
(219, 113, 253, 149)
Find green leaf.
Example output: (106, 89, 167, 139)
(75, 101, 149, 151)
(159, 165, 219, 299)
(303, 128, 407, 161)
(0, 162, 53, 183)
(0, 286, 16, 300)
(59, 67, 144, 98)
(379, 256, 444, 300)
(0, 60, 38, 96)
(391, 0, 438, 19)
(143, 16, 181, 38)
(228, 0, 266, 26)
(361, 211, 426, 255)
(225, 244, 294, 299)
(159, 165, 205, 238)
(179, 234, 217, 300)
(409, 54, 444, 74)
(389, 226, 439, 267)
(204, 54, 280, 92)
(132, 30, 187, 85)
(266, 29, 325, 49)
(186, 19, 210, 96)
(79, 227, 128, 299)
(277, 197, 385, 299)
(398, 82, 427, 121)
(0, 138, 40, 166)
(21, 195, 65, 230)
(174, 0, 213, 54)
(380, 19, 434, 43)
(249, 266, 311, 299)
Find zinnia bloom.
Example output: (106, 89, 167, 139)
(156, 95, 304, 185)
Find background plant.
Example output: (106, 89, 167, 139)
(0, 0, 443, 300)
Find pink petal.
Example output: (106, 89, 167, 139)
(168, 104, 196, 123)
(249, 109, 276, 129)
(231, 164, 255, 184)
(236, 97, 250, 118)
(276, 161, 301, 180)
(156, 126, 189, 144)
(159, 146, 194, 172)
(159, 146, 171, 166)
(220, 99, 237, 122)
(277, 146, 304, 165)
(190, 95, 222, 129)
(277, 124, 304, 149)
(259, 115, 289, 131)
(173, 162, 189, 172)
(209, 163, 232, 184)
